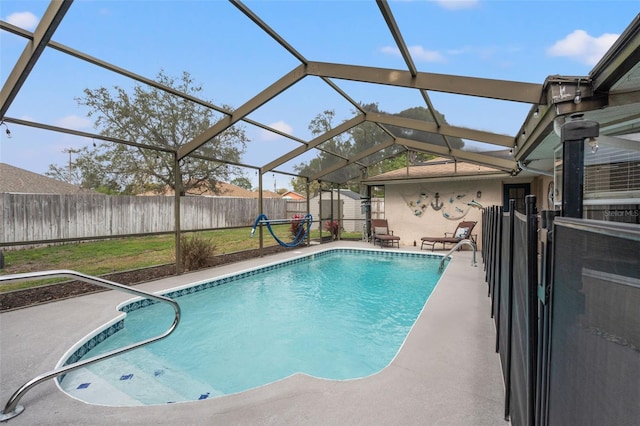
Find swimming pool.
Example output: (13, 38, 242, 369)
(57, 248, 448, 406)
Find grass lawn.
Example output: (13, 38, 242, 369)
(0, 226, 360, 292)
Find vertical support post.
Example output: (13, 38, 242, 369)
(336, 185, 341, 240)
(329, 184, 335, 240)
(526, 194, 539, 426)
(305, 178, 311, 247)
(318, 181, 323, 243)
(560, 117, 599, 218)
(366, 184, 372, 241)
(173, 153, 182, 275)
(258, 172, 264, 256)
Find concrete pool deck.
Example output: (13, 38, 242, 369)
(1, 241, 507, 425)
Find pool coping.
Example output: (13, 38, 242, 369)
(0, 241, 507, 425)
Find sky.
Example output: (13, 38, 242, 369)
(1, 0, 638, 191)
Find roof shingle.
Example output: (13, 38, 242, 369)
(0, 163, 93, 194)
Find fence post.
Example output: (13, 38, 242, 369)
(504, 199, 516, 421)
(493, 206, 503, 352)
(560, 116, 599, 218)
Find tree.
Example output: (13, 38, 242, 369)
(290, 103, 463, 194)
(230, 177, 252, 190)
(291, 110, 356, 195)
(290, 175, 319, 197)
(46, 147, 84, 186)
(49, 70, 248, 195)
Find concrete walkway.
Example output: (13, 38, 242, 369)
(1, 242, 507, 425)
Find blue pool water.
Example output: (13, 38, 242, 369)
(59, 249, 446, 406)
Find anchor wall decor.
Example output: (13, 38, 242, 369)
(402, 187, 484, 220)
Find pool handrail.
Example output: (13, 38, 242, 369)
(439, 239, 477, 272)
(0, 269, 181, 422)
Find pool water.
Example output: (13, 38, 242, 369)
(59, 249, 446, 406)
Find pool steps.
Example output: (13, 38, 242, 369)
(61, 348, 222, 405)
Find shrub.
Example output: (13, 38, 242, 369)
(324, 220, 340, 236)
(180, 234, 216, 271)
(289, 214, 305, 237)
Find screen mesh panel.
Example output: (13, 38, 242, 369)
(510, 212, 531, 426)
(548, 221, 640, 426)
(498, 212, 511, 378)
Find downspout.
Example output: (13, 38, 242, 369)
(517, 161, 553, 177)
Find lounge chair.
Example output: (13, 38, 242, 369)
(371, 219, 400, 248)
(421, 220, 477, 251)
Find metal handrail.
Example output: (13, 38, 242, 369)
(0, 270, 181, 421)
(439, 239, 478, 272)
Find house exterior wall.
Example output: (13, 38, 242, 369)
(537, 175, 556, 211)
(382, 177, 547, 249)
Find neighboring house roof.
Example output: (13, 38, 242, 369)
(257, 190, 282, 199)
(281, 191, 305, 200)
(314, 189, 363, 200)
(213, 182, 255, 197)
(365, 157, 506, 184)
(334, 189, 362, 200)
(140, 181, 282, 198)
(0, 163, 93, 194)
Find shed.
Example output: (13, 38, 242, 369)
(309, 189, 365, 233)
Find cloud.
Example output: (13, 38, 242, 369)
(55, 115, 92, 130)
(434, 0, 479, 10)
(409, 46, 447, 63)
(5, 11, 38, 30)
(381, 46, 400, 56)
(547, 29, 619, 66)
(260, 120, 293, 141)
(381, 45, 446, 63)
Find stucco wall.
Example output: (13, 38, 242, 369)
(536, 175, 556, 211)
(382, 177, 554, 249)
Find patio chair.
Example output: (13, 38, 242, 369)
(371, 219, 400, 248)
(420, 220, 477, 251)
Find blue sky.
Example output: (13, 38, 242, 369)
(1, 0, 638, 190)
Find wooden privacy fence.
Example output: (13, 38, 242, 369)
(0, 194, 288, 246)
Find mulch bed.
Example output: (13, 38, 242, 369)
(0, 245, 289, 312)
